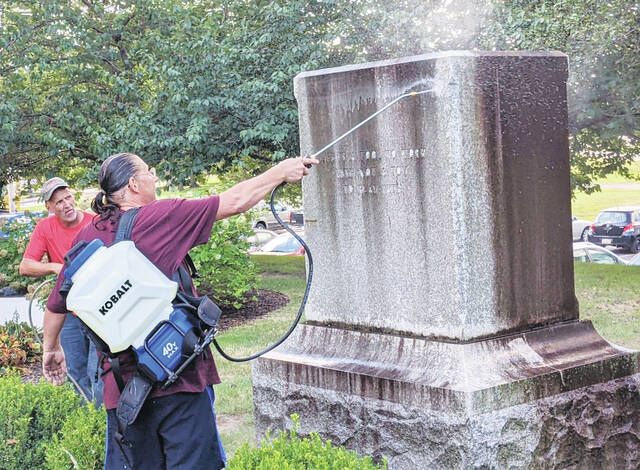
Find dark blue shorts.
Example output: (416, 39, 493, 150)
(105, 386, 226, 470)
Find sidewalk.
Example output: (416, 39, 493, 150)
(0, 296, 43, 328)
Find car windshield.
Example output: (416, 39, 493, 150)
(572, 249, 589, 262)
(595, 211, 630, 225)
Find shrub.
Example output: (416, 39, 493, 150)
(228, 415, 387, 469)
(0, 373, 81, 469)
(190, 215, 258, 310)
(0, 211, 46, 295)
(0, 321, 41, 370)
(45, 405, 106, 470)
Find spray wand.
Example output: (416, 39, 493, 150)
(212, 89, 434, 362)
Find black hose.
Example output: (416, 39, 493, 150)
(211, 182, 312, 362)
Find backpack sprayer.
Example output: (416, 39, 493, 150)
(55, 86, 437, 461)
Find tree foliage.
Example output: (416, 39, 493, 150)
(0, 0, 637, 193)
(0, 1, 347, 187)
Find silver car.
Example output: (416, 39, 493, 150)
(571, 216, 591, 242)
(572, 241, 625, 265)
(251, 201, 302, 230)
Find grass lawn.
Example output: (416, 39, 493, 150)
(214, 255, 306, 456)
(213, 255, 640, 458)
(572, 186, 640, 221)
(574, 263, 640, 350)
(571, 160, 640, 221)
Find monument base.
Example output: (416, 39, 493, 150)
(252, 322, 640, 469)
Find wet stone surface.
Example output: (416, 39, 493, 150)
(253, 372, 640, 469)
(254, 51, 640, 469)
(298, 51, 575, 341)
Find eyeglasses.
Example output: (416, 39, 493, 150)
(136, 167, 157, 178)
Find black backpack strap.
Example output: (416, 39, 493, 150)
(115, 208, 140, 242)
(110, 356, 125, 393)
(172, 254, 198, 294)
(184, 254, 198, 279)
(115, 374, 153, 446)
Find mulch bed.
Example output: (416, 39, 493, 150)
(18, 288, 289, 383)
(217, 289, 290, 331)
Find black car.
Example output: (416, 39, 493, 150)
(587, 207, 640, 253)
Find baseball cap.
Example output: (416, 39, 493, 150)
(40, 177, 69, 202)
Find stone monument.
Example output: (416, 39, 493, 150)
(252, 52, 640, 468)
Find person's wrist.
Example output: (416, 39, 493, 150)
(43, 343, 60, 353)
(270, 162, 287, 184)
(49, 262, 62, 275)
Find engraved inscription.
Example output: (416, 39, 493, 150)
(323, 147, 427, 196)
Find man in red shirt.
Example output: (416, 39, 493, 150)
(20, 177, 102, 405)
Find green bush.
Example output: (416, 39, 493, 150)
(228, 415, 386, 470)
(190, 215, 258, 310)
(45, 405, 106, 470)
(0, 211, 46, 294)
(0, 373, 82, 469)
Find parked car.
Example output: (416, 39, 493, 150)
(572, 241, 626, 265)
(627, 253, 640, 266)
(250, 232, 305, 256)
(571, 215, 591, 241)
(289, 208, 304, 226)
(587, 207, 640, 253)
(247, 229, 278, 252)
(251, 201, 303, 230)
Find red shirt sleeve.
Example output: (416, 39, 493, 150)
(22, 220, 48, 261)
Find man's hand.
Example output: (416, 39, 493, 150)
(43, 348, 67, 386)
(276, 157, 319, 183)
(51, 262, 63, 275)
(217, 155, 319, 220)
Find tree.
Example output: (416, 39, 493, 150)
(480, 0, 640, 193)
(1, 0, 637, 194)
(0, 1, 351, 187)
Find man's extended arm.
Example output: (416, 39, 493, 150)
(42, 308, 67, 385)
(216, 157, 318, 221)
(19, 257, 63, 277)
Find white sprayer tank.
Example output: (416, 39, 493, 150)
(65, 240, 178, 352)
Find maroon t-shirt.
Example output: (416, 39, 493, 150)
(47, 196, 221, 409)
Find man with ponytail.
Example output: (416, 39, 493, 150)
(41, 153, 318, 469)
(20, 177, 103, 406)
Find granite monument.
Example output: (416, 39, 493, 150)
(252, 52, 640, 469)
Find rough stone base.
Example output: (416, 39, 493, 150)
(253, 373, 640, 469)
(252, 322, 640, 469)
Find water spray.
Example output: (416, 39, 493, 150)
(213, 87, 436, 362)
(309, 89, 435, 159)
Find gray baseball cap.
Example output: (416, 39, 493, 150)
(41, 177, 69, 202)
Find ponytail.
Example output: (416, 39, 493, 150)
(92, 153, 140, 229)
